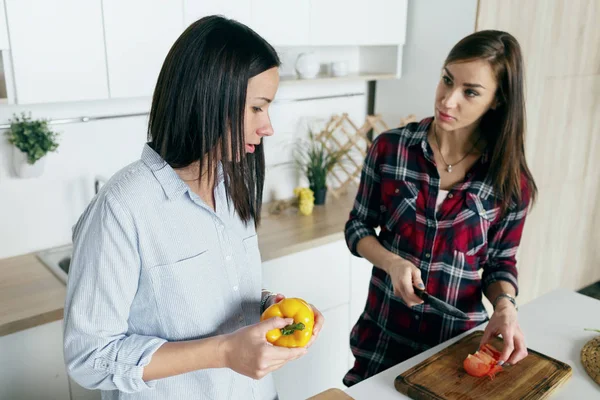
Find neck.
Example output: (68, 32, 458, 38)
(433, 120, 481, 158)
(174, 159, 216, 198)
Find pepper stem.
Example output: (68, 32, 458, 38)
(281, 322, 305, 335)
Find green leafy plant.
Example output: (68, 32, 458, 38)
(5, 112, 60, 164)
(585, 328, 600, 333)
(294, 130, 346, 192)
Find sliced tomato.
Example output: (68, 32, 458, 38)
(463, 343, 504, 379)
(480, 343, 502, 360)
(463, 354, 492, 377)
(474, 350, 495, 365)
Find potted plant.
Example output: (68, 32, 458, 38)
(5, 113, 60, 178)
(294, 131, 346, 205)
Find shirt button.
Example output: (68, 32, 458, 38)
(447, 193, 454, 199)
(425, 253, 431, 259)
(225, 255, 232, 261)
(233, 285, 239, 291)
(394, 188, 400, 193)
(414, 315, 420, 320)
(238, 315, 244, 323)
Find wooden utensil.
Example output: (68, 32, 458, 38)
(395, 330, 572, 400)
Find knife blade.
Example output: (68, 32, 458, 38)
(413, 286, 469, 320)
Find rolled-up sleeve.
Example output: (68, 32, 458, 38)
(345, 135, 383, 257)
(63, 191, 167, 393)
(482, 194, 531, 296)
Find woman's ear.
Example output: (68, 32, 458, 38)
(491, 96, 502, 110)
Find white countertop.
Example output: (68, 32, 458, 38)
(345, 288, 600, 399)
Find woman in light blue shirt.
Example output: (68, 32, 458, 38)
(63, 15, 324, 400)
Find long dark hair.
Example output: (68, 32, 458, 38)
(148, 15, 280, 226)
(445, 30, 537, 213)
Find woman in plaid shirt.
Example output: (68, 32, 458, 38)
(344, 30, 538, 386)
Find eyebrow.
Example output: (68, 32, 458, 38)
(255, 97, 272, 103)
(444, 67, 486, 89)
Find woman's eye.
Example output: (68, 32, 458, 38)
(465, 90, 479, 97)
(442, 76, 452, 85)
(252, 106, 263, 113)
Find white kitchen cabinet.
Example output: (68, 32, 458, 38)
(273, 305, 349, 400)
(251, 1, 310, 46)
(102, 1, 184, 98)
(184, 0, 252, 28)
(0, 320, 70, 400)
(0, 0, 9, 49)
(309, 0, 366, 46)
(362, 0, 408, 45)
(262, 239, 350, 312)
(349, 255, 372, 328)
(5, 0, 109, 104)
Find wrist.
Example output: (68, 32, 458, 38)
(492, 293, 517, 311)
(381, 254, 403, 274)
(215, 334, 232, 369)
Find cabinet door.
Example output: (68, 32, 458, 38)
(5, 0, 108, 104)
(0, 0, 9, 49)
(262, 240, 350, 312)
(273, 305, 349, 400)
(251, 0, 310, 46)
(184, 0, 252, 28)
(309, 0, 366, 46)
(363, 0, 408, 45)
(0, 321, 70, 400)
(103, 0, 184, 98)
(349, 255, 373, 327)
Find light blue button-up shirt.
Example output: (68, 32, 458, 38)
(63, 144, 277, 400)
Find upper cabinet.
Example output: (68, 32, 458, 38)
(251, 0, 310, 46)
(102, 0, 184, 98)
(184, 0, 252, 28)
(0, 1, 408, 104)
(5, 0, 109, 104)
(310, 0, 365, 46)
(0, 0, 9, 49)
(362, 0, 408, 45)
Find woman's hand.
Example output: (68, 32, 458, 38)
(480, 299, 528, 365)
(381, 256, 425, 307)
(219, 317, 307, 380)
(267, 293, 325, 348)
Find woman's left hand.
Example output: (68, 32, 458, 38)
(480, 300, 528, 365)
(266, 293, 325, 349)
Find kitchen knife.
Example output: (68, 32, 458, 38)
(413, 286, 469, 320)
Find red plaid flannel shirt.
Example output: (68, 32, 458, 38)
(343, 117, 531, 386)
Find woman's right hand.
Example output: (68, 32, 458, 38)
(381, 256, 425, 307)
(219, 317, 308, 380)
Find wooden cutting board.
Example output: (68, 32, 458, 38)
(395, 330, 572, 400)
(307, 388, 354, 399)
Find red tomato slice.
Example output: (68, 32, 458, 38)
(487, 364, 503, 380)
(463, 354, 492, 377)
(480, 343, 502, 360)
(474, 350, 495, 365)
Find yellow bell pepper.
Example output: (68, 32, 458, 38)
(260, 297, 315, 348)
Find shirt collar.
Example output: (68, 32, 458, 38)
(141, 143, 226, 201)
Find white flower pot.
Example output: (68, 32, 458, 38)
(12, 147, 46, 178)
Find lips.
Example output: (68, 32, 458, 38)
(245, 143, 256, 153)
(437, 109, 455, 122)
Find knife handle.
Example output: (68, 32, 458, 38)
(413, 285, 428, 301)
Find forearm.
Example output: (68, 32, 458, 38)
(485, 281, 516, 309)
(142, 335, 227, 381)
(356, 235, 403, 274)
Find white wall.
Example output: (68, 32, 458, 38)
(374, 0, 478, 126)
(0, 81, 367, 259)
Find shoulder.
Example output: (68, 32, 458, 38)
(369, 117, 432, 159)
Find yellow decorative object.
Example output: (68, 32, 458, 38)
(294, 187, 315, 216)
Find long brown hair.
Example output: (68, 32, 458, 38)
(445, 30, 537, 214)
(148, 16, 280, 226)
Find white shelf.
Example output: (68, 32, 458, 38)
(280, 72, 397, 86)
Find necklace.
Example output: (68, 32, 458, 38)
(433, 123, 482, 173)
